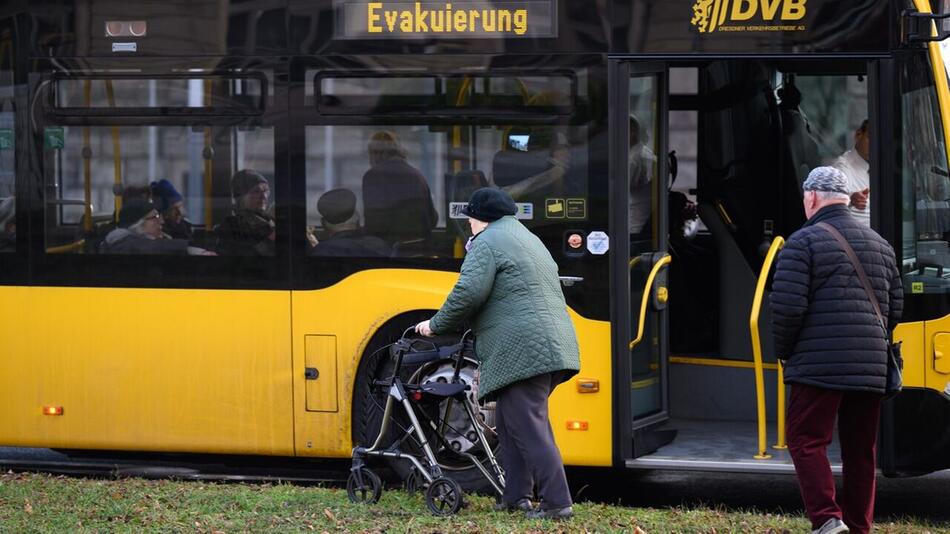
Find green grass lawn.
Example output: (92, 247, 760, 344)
(0, 472, 943, 533)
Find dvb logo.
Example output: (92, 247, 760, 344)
(691, 0, 807, 33)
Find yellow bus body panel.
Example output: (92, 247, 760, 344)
(923, 315, 950, 394)
(1, 270, 612, 466)
(894, 321, 926, 388)
(291, 269, 613, 464)
(0, 286, 294, 455)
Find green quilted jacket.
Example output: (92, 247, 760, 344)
(429, 216, 580, 400)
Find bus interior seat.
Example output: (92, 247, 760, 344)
(696, 200, 777, 364)
(491, 147, 549, 188)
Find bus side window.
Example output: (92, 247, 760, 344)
(43, 77, 275, 258)
(304, 126, 444, 259)
(899, 53, 950, 295)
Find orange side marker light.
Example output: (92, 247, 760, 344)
(43, 406, 64, 416)
(576, 378, 600, 393)
(566, 421, 588, 431)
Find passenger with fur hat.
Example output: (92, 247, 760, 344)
(101, 199, 214, 255)
(150, 179, 192, 241)
(415, 187, 580, 521)
(214, 169, 276, 256)
(0, 196, 15, 253)
(309, 188, 390, 257)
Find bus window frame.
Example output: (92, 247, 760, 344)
(48, 72, 269, 118)
(313, 70, 577, 116)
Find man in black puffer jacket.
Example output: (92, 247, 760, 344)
(771, 166, 903, 534)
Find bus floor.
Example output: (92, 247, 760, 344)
(626, 419, 843, 474)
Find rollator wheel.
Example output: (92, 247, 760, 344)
(425, 477, 463, 516)
(346, 467, 382, 504)
(404, 467, 426, 495)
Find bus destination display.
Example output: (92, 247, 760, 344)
(336, 1, 557, 39)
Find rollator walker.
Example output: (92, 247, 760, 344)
(347, 328, 506, 515)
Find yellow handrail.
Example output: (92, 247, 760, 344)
(775, 360, 787, 450)
(82, 80, 92, 233)
(629, 254, 671, 351)
(104, 80, 123, 220)
(46, 239, 85, 254)
(203, 79, 214, 230)
(750, 236, 784, 459)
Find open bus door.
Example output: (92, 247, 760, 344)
(610, 60, 674, 460)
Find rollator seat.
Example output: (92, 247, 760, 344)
(415, 382, 469, 398)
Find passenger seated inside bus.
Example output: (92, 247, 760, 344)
(0, 196, 14, 252)
(100, 200, 214, 255)
(214, 169, 276, 256)
(310, 188, 390, 257)
(150, 179, 193, 241)
(361, 130, 438, 249)
(75, 184, 153, 254)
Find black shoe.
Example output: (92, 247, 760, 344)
(525, 506, 573, 520)
(493, 498, 534, 512)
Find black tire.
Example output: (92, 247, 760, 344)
(346, 467, 382, 504)
(425, 477, 464, 516)
(404, 467, 426, 495)
(351, 312, 498, 494)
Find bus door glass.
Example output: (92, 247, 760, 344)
(614, 61, 671, 451)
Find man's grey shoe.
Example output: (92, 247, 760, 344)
(525, 506, 573, 520)
(492, 498, 534, 512)
(812, 518, 849, 534)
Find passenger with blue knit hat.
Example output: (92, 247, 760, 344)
(150, 179, 192, 240)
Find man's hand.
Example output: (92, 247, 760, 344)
(415, 320, 434, 337)
(851, 188, 869, 210)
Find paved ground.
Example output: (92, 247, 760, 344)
(2, 447, 948, 525)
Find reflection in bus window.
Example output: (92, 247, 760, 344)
(304, 124, 588, 257)
(900, 53, 950, 295)
(43, 124, 275, 256)
(0, 196, 12, 253)
(776, 73, 868, 199)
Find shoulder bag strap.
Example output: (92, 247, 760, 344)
(815, 221, 888, 335)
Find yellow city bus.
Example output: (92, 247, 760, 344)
(2, 0, 950, 488)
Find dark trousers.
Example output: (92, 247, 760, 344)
(786, 384, 882, 534)
(495, 371, 572, 510)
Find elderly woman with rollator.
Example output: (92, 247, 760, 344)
(415, 187, 580, 520)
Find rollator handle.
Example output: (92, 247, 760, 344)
(401, 343, 463, 365)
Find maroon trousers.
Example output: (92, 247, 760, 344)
(786, 384, 882, 534)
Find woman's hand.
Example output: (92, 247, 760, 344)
(415, 320, 434, 337)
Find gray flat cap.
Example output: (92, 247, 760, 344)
(803, 166, 849, 195)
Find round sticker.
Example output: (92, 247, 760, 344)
(568, 233, 583, 249)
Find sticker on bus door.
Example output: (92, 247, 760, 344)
(586, 231, 609, 255)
